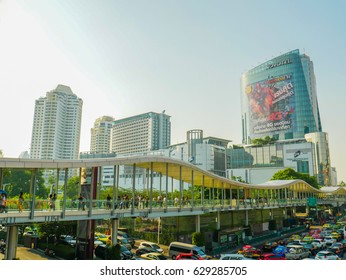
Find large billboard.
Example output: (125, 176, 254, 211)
(245, 74, 295, 136)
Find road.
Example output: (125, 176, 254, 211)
(1, 246, 56, 260)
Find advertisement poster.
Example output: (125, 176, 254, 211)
(245, 74, 295, 136)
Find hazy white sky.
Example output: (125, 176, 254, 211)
(1, 0, 346, 182)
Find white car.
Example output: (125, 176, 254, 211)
(139, 241, 164, 254)
(324, 236, 336, 247)
(311, 239, 326, 249)
(315, 250, 341, 260)
(219, 254, 253, 260)
(60, 235, 77, 247)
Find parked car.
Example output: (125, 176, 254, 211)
(117, 230, 135, 248)
(139, 241, 164, 254)
(259, 253, 286, 260)
(140, 253, 167, 260)
(324, 236, 337, 247)
(285, 245, 310, 260)
(135, 246, 159, 256)
(329, 242, 344, 256)
(273, 245, 286, 257)
(168, 242, 207, 260)
(59, 235, 77, 247)
(315, 250, 341, 260)
(301, 236, 314, 244)
(238, 245, 261, 258)
(242, 247, 262, 259)
(94, 236, 104, 247)
(176, 253, 204, 260)
(95, 233, 111, 244)
(303, 243, 319, 256)
(219, 254, 253, 260)
(311, 239, 326, 249)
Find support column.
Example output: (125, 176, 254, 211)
(196, 215, 201, 233)
(132, 164, 136, 214)
(0, 168, 3, 189)
(61, 168, 68, 218)
(111, 219, 118, 245)
(245, 210, 249, 226)
(201, 175, 205, 208)
(165, 163, 168, 211)
(149, 163, 153, 212)
(179, 166, 182, 211)
(30, 169, 38, 220)
(191, 170, 194, 208)
(5, 226, 18, 260)
(216, 211, 221, 230)
(56, 168, 60, 195)
(111, 165, 117, 215)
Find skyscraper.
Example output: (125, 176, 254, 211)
(30, 84, 83, 160)
(90, 116, 114, 154)
(110, 112, 171, 155)
(240, 49, 322, 144)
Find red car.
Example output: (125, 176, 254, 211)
(259, 253, 286, 260)
(176, 253, 204, 260)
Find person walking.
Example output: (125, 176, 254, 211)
(48, 194, 53, 211)
(78, 193, 85, 210)
(18, 192, 24, 213)
(1, 193, 7, 213)
(52, 193, 57, 211)
(106, 194, 111, 209)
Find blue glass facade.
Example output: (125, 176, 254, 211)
(241, 50, 322, 144)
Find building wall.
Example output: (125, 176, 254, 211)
(30, 84, 83, 160)
(90, 116, 114, 154)
(241, 49, 322, 144)
(110, 112, 171, 155)
(227, 141, 321, 184)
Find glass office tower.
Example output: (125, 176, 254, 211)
(241, 49, 322, 144)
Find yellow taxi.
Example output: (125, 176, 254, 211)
(289, 234, 301, 241)
(95, 232, 111, 244)
(330, 232, 341, 240)
(302, 235, 313, 243)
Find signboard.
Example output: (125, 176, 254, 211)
(306, 197, 317, 207)
(245, 74, 295, 136)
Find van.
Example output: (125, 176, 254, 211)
(168, 242, 207, 260)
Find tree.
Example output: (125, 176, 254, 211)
(231, 176, 246, 183)
(251, 136, 276, 145)
(2, 169, 48, 198)
(37, 221, 77, 240)
(270, 168, 319, 189)
(66, 176, 80, 199)
(192, 232, 205, 247)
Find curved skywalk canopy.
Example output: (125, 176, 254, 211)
(0, 155, 343, 196)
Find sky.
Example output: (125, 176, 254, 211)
(0, 0, 346, 182)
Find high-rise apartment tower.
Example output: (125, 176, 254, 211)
(90, 116, 114, 154)
(30, 84, 83, 160)
(110, 112, 171, 155)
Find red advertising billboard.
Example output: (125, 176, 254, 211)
(245, 74, 295, 136)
